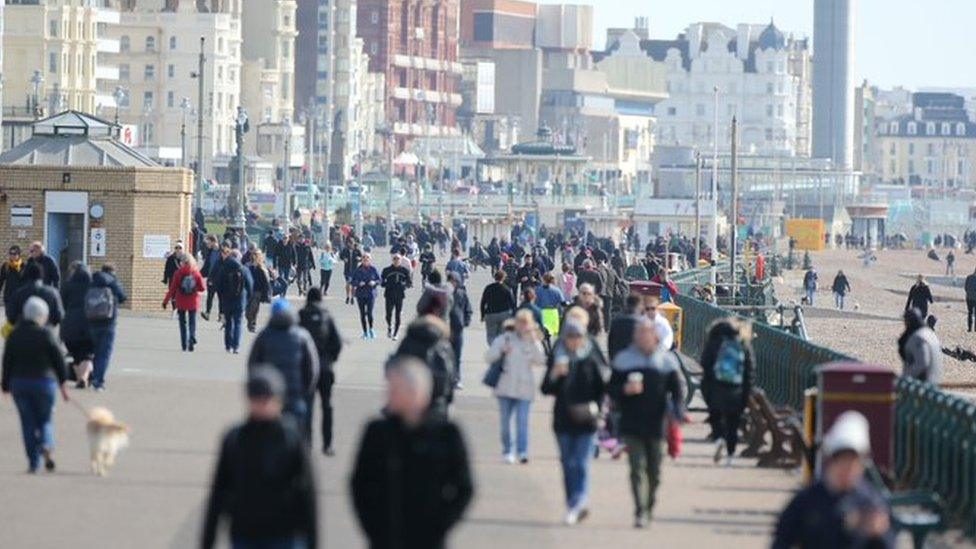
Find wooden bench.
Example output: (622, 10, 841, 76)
(743, 389, 806, 469)
(671, 351, 705, 411)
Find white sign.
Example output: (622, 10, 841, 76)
(10, 206, 33, 227)
(120, 124, 140, 147)
(142, 234, 171, 258)
(90, 228, 106, 257)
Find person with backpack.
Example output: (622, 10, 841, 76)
(609, 318, 684, 528)
(217, 250, 254, 354)
(700, 317, 755, 467)
(202, 367, 318, 549)
(803, 267, 818, 306)
(247, 299, 320, 440)
(298, 288, 343, 455)
(60, 262, 94, 387)
(163, 252, 205, 352)
(87, 264, 128, 391)
(391, 315, 456, 420)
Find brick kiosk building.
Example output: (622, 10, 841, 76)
(0, 111, 193, 312)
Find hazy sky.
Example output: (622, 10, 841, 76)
(537, 0, 976, 90)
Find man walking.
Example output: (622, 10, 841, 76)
(248, 299, 320, 439)
(217, 250, 253, 354)
(480, 270, 516, 344)
(351, 358, 473, 549)
(609, 319, 684, 528)
(965, 267, 976, 331)
(298, 288, 343, 455)
(803, 267, 818, 306)
(202, 367, 317, 549)
(905, 274, 934, 319)
(27, 241, 60, 289)
(380, 254, 412, 340)
(447, 272, 472, 389)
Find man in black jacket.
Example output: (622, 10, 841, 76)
(202, 367, 317, 549)
(6, 262, 63, 327)
(479, 270, 516, 344)
(247, 299, 319, 439)
(381, 254, 412, 340)
(447, 272, 472, 388)
(390, 315, 456, 419)
(298, 288, 343, 455)
(351, 358, 473, 549)
(609, 319, 684, 528)
(27, 241, 60, 289)
(0, 245, 29, 310)
(905, 274, 934, 319)
(607, 294, 643, 361)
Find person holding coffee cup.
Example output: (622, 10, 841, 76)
(609, 318, 685, 528)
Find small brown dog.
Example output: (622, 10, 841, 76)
(86, 407, 130, 476)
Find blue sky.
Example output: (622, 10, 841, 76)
(537, 0, 976, 89)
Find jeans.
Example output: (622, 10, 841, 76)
(317, 370, 335, 450)
(623, 436, 664, 517)
(805, 288, 815, 306)
(224, 312, 243, 351)
(320, 269, 333, 294)
(835, 293, 846, 310)
(498, 397, 531, 457)
(385, 297, 403, 335)
(356, 294, 375, 333)
(90, 326, 116, 388)
(232, 537, 308, 549)
(451, 334, 463, 381)
(177, 310, 197, 350)
(484, 311, 512, 344)
(555, 432, 595, 509)
(10, 378, 57, 470)
(285, 398, 311, 444)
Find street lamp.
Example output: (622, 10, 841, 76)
(232, 106, 250, 230)
(179, 98, 192, 168)
(282, 116, 292, 221)
(112, 86, 127, 126)
(30, 71, 44, 119)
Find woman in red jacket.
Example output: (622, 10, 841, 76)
(163, 253, 205, 352)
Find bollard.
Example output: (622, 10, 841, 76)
(803, 388, 818, 484)
(817, 362, 896, 473)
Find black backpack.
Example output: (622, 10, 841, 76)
(225, 267, 245, 299)
(179, 273, 197, 295)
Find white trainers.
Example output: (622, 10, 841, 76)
(503, 453, 516, 464)
(725, 456, 734, 468)
(713, 440, 725, 464)
(564, 508, 579, 525)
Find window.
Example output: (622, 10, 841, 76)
(169, 36, 177, 50)
(908, 122, 917, 135)
(766, 82, 774, 94)
(49, 53, 57, 73)
(942, 123, 951, 136)
(908, 143, 915, 155)
(282, 41, 290, 58)
(218, 66, 224, 81)
(119, 92, 130, 108)
(889, 160, 895, 174)
(695, 104, 705, 116)
(889, 143, 895, 155)
(667, 107, 676, 116)
(371, 10, 379, 24)
(146, 36, 156, 52)
(776, 105, 784, 117)
(143, 123, 155, 145)
(765, 128, 773, 141)
(766, 105, 774, 117)
(218, 37, 224, 52)
(143, 91, 154, 109)
(49, 20, 58, 37)
(119, 64, 130, 80)
(925, 122, 935, 135)
(168, 64, 175, 78)
(120, 35, 131, 53)
(167, 91, 174, 108)
(144, 64, 155, 79)
(370, 42, 378, 55)
(926, 159, 935, 175)
(765, 61, 774, 73)
(958, 123, 967, 136)
(927, 143, 934, 155)
(908, 160, 915, 174)
(283, 15, 291, 27)
(890, 121, 898, 134)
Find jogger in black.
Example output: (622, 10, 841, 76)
(380, 254, 412, 340)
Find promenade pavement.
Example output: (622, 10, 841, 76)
(0, 251, 799, 549)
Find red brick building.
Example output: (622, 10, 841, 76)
(357, 0, 462, 151)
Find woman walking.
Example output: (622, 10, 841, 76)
(318, 243, 337, 295)
(2, 297, 70, 473)
(541, 319, 608, 525)
(245, 251, 272, 332)
(350, 254, 381, 339)
(60, 262, 94, 388)
(700, 317, 754, 467)
(163, 253, 204, 351)
(573, 283, 604, 336)
(486, 310, 546, 464)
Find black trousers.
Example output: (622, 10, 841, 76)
(711, 409, 743, 456)
(316, 370, 335, 451)
(385, 297, 404, 335)
(357, 294, 375, 332)
(205, 283, 217, 315)
(320, 269, 333, 293)
(968, 299, 976, 331)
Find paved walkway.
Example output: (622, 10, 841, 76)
(0, 253, 799, 548)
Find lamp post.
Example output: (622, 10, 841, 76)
(233, 106, 250, 230)
(191, 36, 206, 213)
(729, 116, 738, 303)
(710, 85, 720, 286)
(179, 98, 192, 168)
(112, 85, 126, 126)
(30, 71, 44, 119)
(694, 150, 702, 269)
(282, 116, 292, 220)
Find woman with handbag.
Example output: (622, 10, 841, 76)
(484, 310, 546, 464)
(541, 319, 609, 526)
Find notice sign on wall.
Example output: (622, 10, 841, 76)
(11, 206, 33, 227)
(142, 234, 171, 258)
(90, 228, 106, 257)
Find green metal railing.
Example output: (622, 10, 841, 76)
(895, 377, 976, 534)
(676, 263, 976, 534)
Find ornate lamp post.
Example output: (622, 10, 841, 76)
(232, 106, 250, 230)
(179, 98, 192, 168)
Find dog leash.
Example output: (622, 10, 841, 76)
(67, 396, 90, 418)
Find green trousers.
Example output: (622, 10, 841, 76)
(623, 436, 664, 517)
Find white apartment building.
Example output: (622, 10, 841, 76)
(109, 0, 242, 171)
(644, 21, 811, 157)
(4, 0, 118, 117)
